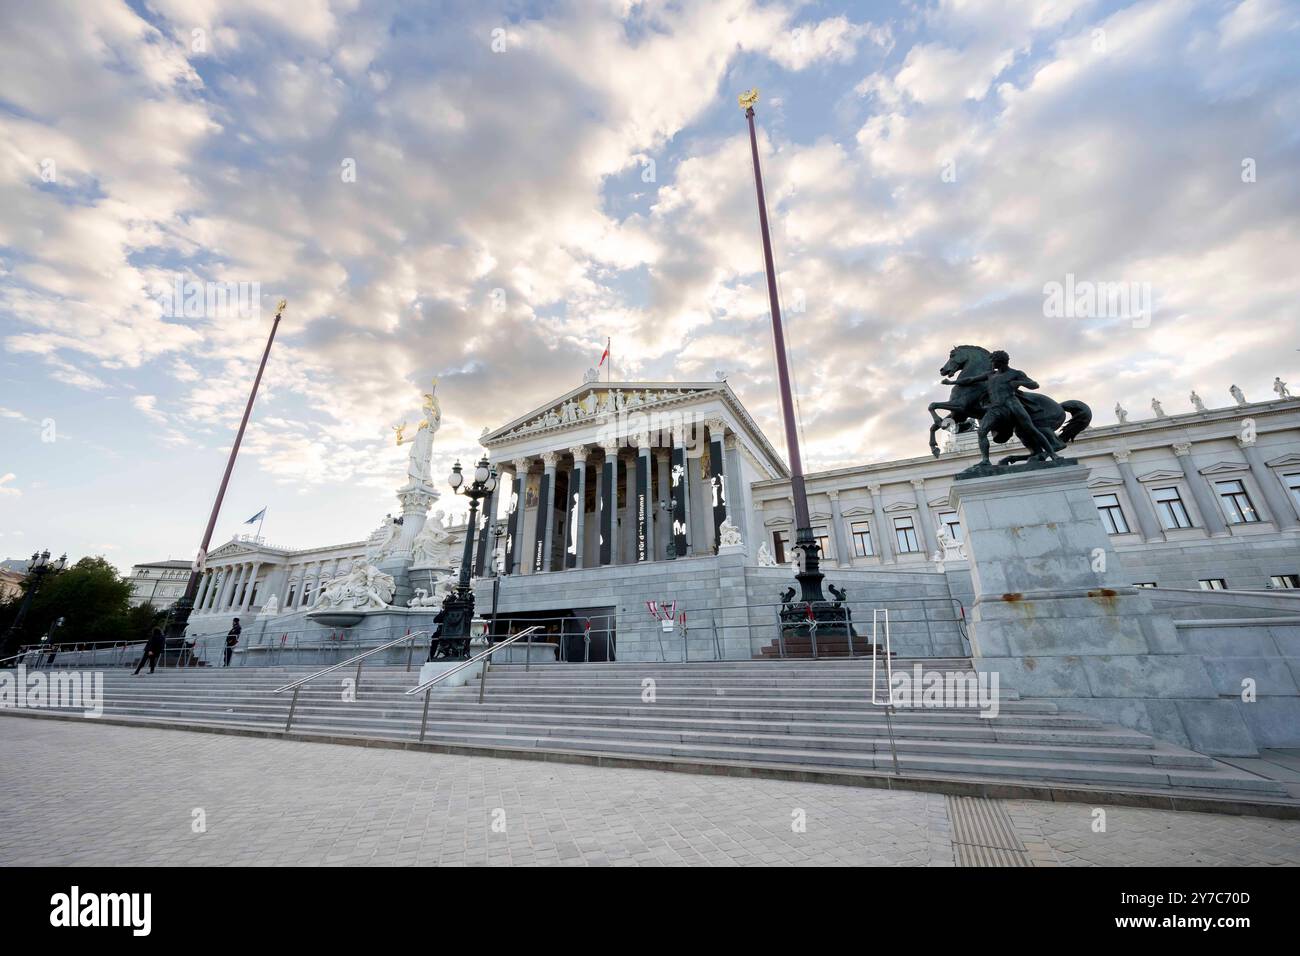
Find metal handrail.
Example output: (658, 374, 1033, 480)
(404, 626, 541, 697)
(869, 609, 900, 775)
(274, 629, 427, 732)
(271, 630, 427, 695)
(405, 626, 541, 742)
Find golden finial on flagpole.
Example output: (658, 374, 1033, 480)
(738, 88, 759, 112)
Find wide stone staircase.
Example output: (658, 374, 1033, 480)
(4, 657, 1292, 809)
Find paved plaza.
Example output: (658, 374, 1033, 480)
(0, 720, 1297, 867)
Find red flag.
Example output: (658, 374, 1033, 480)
(597, 338, 609, 367)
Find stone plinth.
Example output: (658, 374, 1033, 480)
(950, 465, 1256, 756)
(418, 657, 483, 689)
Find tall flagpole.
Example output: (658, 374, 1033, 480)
(166, 299, 286, 640)
(740, 89, 827, 607)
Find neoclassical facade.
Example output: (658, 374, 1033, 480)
(176, 379, 1299, 649)
(752, 391, 1300, 591)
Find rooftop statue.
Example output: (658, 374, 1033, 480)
(928, 345, 1092, 479)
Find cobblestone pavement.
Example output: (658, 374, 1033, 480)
(0, 720, 1295, 866)
(1003, 800, 1300, 867)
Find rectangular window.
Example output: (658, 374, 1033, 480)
(1198, 578, 1228, 590)
(812, 528, 831, 560)
(1133, 582, 1157, 588)
(850, 521, 873, 557)
(1151, 486, 1192, 529)
(286, 588, 296, 606)
(1285, 473, 1300, 512)
(1215, 479, 1260, 524)
(1093, 493, 1130, 535)
(1269, 574, 1300, 589)
(772, 531, 787, 565)
(894, 516, 920, 553)
(936, 511, 963, 542)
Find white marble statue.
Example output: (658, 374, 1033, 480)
(364, 513, 402, 562)
(1230, 384, 1247, 406)
(411, 509, 455, 567)
(393, 379, 441, 488)
(1114, 403, 1128, 424)
(756, 542, 779, 567)
(1190, 391, 1206, 412)
(931, 527, 966, 572)
(1151, 398, 1166, 418)
(261, 593, 279, 616)
(1275, 377, 1292, 400)
(717, 517, 743, 548)
(313, 563, 395, 610)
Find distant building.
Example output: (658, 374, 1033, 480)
(128, 560, 192, 608)
(0, 563, 25, 602)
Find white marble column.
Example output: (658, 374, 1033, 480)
(868, 483, 895, 564)
(623, 450, 636, 564)
(601, 444, 620, 566)
(655, 448, 671, 560)
(1113, 449, 1162, 541)
(194, 570, 213, 613)
(541, 452, 558, 572)
(827, 490, 849, 568)
(568, 445, 588, 569)
(911, 478, 938, 556)
(636, 432, 653, 562)
(227, 564, 248, 611)
(241, 561, 262, 612)
(510, 457, 531, 575)
(1239, 437, 1299, 529)
(1173, 442, 1228, 536)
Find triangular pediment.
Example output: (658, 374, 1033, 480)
(764, 515, 793, 528)
(883, 501, 915, 513)
(482, 382, 725, 444)
(927, 496, 950, 508)
(1087, 476, 1124, 489)
(1137, 469, 1184, 483)
(208, 541, 253, 559)
(842, 506, 872, 517)
(1265, 453, 1300, 468)
(1197, 461, 1249, 476)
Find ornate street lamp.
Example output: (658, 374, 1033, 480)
(428, 456, 497, 661)
(2, 549, 67, 663)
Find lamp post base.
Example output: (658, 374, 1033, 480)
(428, 586, 476, 661)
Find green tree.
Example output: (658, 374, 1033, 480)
(19, 557, 137, 647)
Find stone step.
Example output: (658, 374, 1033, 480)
(68, 694, 1152, 748)
(76, 688, 1104, 729)
(42, 698, 1211, 774)
(12, 658, 1284, 800)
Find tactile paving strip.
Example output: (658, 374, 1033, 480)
(947, 795, 1031, 867)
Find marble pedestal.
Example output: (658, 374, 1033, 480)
(418, 658, 483, 689)
(950, 465, 1256, 756)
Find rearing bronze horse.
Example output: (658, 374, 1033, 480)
(928, 345, 1092, 462)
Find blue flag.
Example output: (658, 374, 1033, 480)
(244, 507, 267, 524)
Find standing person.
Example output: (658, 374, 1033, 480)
(133, 627, 166, 675)
(224, 618, 241, 667)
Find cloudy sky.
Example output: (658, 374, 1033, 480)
(1, 0, 1297, 574)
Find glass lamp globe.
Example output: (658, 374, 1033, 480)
(448, 462, 464, 490)
(474, 462, 490, 485)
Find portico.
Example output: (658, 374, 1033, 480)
(479, 381, 788, 576)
